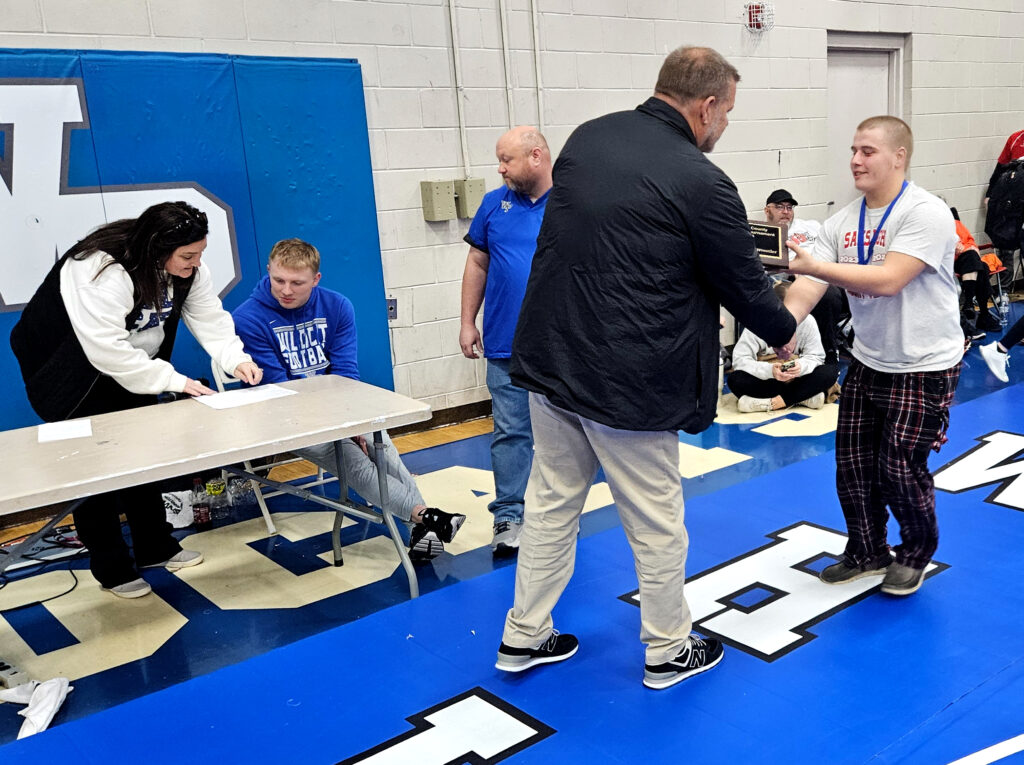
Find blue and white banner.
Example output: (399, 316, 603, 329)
(0, 49, 389, 429)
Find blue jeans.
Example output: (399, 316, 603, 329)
(486, 358, 533, 524)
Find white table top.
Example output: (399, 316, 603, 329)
(0, 375, 431, 516)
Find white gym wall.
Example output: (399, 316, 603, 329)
(1, 0, 1021, 413)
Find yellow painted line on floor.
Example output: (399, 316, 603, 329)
(715, 393, 839, 438)
(177, 512, 401, 610)
(0, 570, 187, 681)
(754, 404, 839, 438)
(678, 442, 751, 478)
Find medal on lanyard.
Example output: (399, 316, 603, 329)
(857, 180, 908, 266)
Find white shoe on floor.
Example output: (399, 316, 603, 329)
(737, 395, 773, 413)
(800, 392, 826, 409)
(142, 550, 204, 571)
(102, 578, 152, 599)
(979, 342, 1010, 383)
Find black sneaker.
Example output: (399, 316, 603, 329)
(643, 634, 724, 690)
(978, 312, 1003, 332)
(408, 524, 444, 563)
(880, 562, 926, 596)
(495, 630, 578, 672)
(418, 507, 466, 544)
(819, 553, 892, 584)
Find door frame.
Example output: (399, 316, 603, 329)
(826, 31, 909, 120)
(825, 32, 910, 215)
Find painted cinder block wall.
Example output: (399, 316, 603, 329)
(2, 0, 1022, 414)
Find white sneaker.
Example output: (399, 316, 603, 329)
(980, 342, 1010, 383)
(800, 392, 826, 409)
(737, 395, 773, 413)
(141, 550, 204, 571)
(102, 578, 152, 599)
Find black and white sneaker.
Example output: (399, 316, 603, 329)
(495, 630, 578, 672)
(418, 507, 466, 544)
(643, 634, 724, 690)
(408, 525, 444, 563)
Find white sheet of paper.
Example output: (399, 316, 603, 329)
(38, 420, 92, 443)
(192, 384, 297, 410)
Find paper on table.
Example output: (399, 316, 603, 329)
(38, 419, 92, 443)
(192, 384, 298, 410)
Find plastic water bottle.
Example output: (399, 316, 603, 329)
(1000, 293, 1010, 320)
(227, 476, 256, 508)
(206, 477, 229, 521)
(191, 477, 212, 531)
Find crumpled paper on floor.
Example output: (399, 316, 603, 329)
(0, 678, 73, 738)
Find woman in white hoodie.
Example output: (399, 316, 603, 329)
(11, 201, 261, 598)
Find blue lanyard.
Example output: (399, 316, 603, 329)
(857, 180, 908, 266)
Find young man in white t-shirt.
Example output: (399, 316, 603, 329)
(782, 116, 963, 596)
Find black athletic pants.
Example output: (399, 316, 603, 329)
(70, 376, 182, 588)
(727, 364, 839, 407)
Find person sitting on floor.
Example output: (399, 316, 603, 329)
(728, 282, 840, 413)
(231, 238, 465, 561)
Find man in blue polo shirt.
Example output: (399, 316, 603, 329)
(459, 126, 553, 556)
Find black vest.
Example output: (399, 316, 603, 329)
(10, 254, 193, 422)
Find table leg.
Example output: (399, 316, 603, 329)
(331, 439, 349, 567)
(372, 430, 419, 599)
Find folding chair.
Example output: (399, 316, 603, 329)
(980, 246, 1009, 327)
(209, 361, 337, 535)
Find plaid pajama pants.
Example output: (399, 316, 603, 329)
(835, 359, 961, 570)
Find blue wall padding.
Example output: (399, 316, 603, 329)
(0, 49, 390, 430)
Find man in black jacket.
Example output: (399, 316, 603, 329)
(494, 46, 796, 689)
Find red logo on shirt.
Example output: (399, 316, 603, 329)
(841, 228, 887, 264)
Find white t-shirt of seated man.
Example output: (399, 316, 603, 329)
(787, 217, 822, 252)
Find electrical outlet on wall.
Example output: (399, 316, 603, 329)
(386, 298, 398, 320)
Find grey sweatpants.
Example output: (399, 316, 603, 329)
(295, 431, 424, 521)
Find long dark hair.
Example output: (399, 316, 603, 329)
(66, 201, 209, 311)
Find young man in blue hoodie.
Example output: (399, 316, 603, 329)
(232, 238, 465, 560)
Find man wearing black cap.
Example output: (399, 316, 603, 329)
(765, 189, 821, 254)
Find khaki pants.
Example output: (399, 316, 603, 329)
(502, 393, 691, 665)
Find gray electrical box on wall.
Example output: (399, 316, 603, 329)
(420, 180, 457, 221)
(454, 177, 486, 218)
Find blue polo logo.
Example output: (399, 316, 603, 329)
(0, 79, 239, 312)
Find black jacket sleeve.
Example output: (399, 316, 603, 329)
(690, 174, 796, 347)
